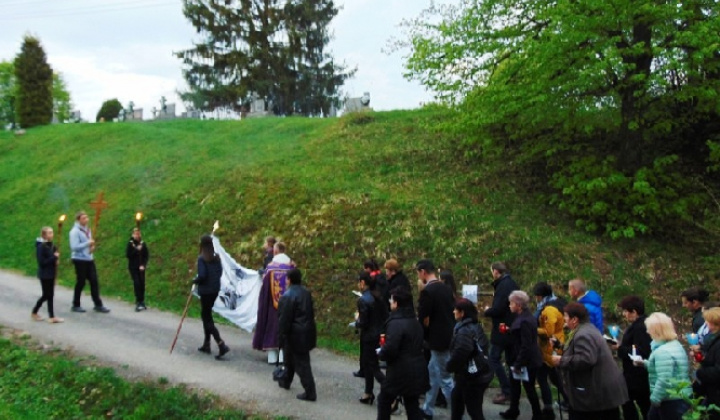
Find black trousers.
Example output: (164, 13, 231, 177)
(281, 343, 316, 398)
(509, 366, 541, 416)
(129, 267, 146, 304)
(538, 363, 568, 406)
(377, 391, 422, 420)
(33, 277, 55, 317)
(451, 380, 489, 420)
(200, 293, 221, 343)
(622, 385, 651, 420)
(72, 260, 103, 307)
(361, 339, 385, 394)
(569, 407, 620, 420)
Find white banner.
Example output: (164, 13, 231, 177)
(211, 236, 262, 332)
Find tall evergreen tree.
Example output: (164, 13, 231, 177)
(14, 36, 53, 128)
(176, 0, 352, 116)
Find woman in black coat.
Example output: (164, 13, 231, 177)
(501, 290, 543, 420)
(693, 307, 720, 420)
(377, 287, 428, 420)
(193, 235, 229, 359)
(612, 296, 651, 420)
(356, 271, 389, 404)
(446, 298, 492, 420)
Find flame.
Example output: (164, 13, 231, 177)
(136, 212, 143, 221)
(58, 214, 66, 223)
(212, 220, 219, 232)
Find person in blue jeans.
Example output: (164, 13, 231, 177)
(483, 262, 519, 405)
(416, 259, 455, 420)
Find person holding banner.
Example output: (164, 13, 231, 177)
(193, 235, 230, 359)
(253, 241, 294, 363)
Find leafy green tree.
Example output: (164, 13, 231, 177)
(0, 61, 17, 129)
(52, 72, 72, 123)
(14, 36, 54, 128)
(96, 98, 122, 122)
(399, 0, 720, 237)
(177, 0, 352, 116)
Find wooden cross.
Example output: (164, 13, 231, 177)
(89, 191, 108, 237)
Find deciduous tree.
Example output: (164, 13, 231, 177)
(398, 0, 720, 237)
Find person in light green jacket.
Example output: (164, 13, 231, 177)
(636, 312, 691, 420)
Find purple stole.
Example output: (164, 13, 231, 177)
(252, 261, 293, 350)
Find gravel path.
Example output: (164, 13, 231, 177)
(0, 269, 537, 420)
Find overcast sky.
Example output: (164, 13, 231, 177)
(0, 0, 445, 120)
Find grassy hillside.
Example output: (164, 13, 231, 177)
(0, 109, 717, 352)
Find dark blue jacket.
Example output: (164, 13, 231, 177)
(193, 256, 222, 295)
(36, 240, 57, 280)
(356, 289, 388, 343)
(578, 290, 604, 332)
(484, 274, 519, 345)
(278, 284, 317, 353)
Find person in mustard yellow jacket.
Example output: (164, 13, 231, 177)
(533, 282, 568, 418)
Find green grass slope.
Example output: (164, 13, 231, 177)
(1, 109, 716, 352)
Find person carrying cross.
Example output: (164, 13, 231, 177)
(69, 211, 110, 313)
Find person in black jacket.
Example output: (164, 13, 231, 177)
(500, 290, 542, 420)
(377, 287, 428, 420)
(126, 228, 149, 311)
(611, 296, 651, 420)
(277, 268, 317, 402)
(417, 259, 456, 420)
(446, 298, 492, 420)
(193, 235, 229, 359)
(483, 262, 519, 405)
(681, 287, 710, 333)
(693, 307, 720, 420)
(383, 259, 412, 309)
(32, 227, 63, 323)
(356, 271, 389, 404)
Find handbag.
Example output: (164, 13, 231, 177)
(272, 346, 286, 382)
(467, 335, 493, 382)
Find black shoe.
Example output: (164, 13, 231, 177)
(358, 394, 375, 405)
(71, 306, 86, 313)
(543, 407, 556, 420)
(296, 392, 316, 402)
(215, 341, 230, 359)
(499, 410, 520, 420)
(353, 370, 365, 378)
(198, 343, 211, 354)
(94, 306, 110, 313)
(278, 380, 290, 390)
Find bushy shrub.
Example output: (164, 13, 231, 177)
(550, 154, 705, 238)
(96, 98, 122, 122)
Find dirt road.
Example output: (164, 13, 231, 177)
(0, 270, 535, 420)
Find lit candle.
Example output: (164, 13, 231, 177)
(689, 333, 699, 346)
(135, 212, 143, 229)
(632, 345, 637, 357)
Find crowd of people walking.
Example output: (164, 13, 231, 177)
(347, 258, 719, 420)
(30, 216, 719, 420)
